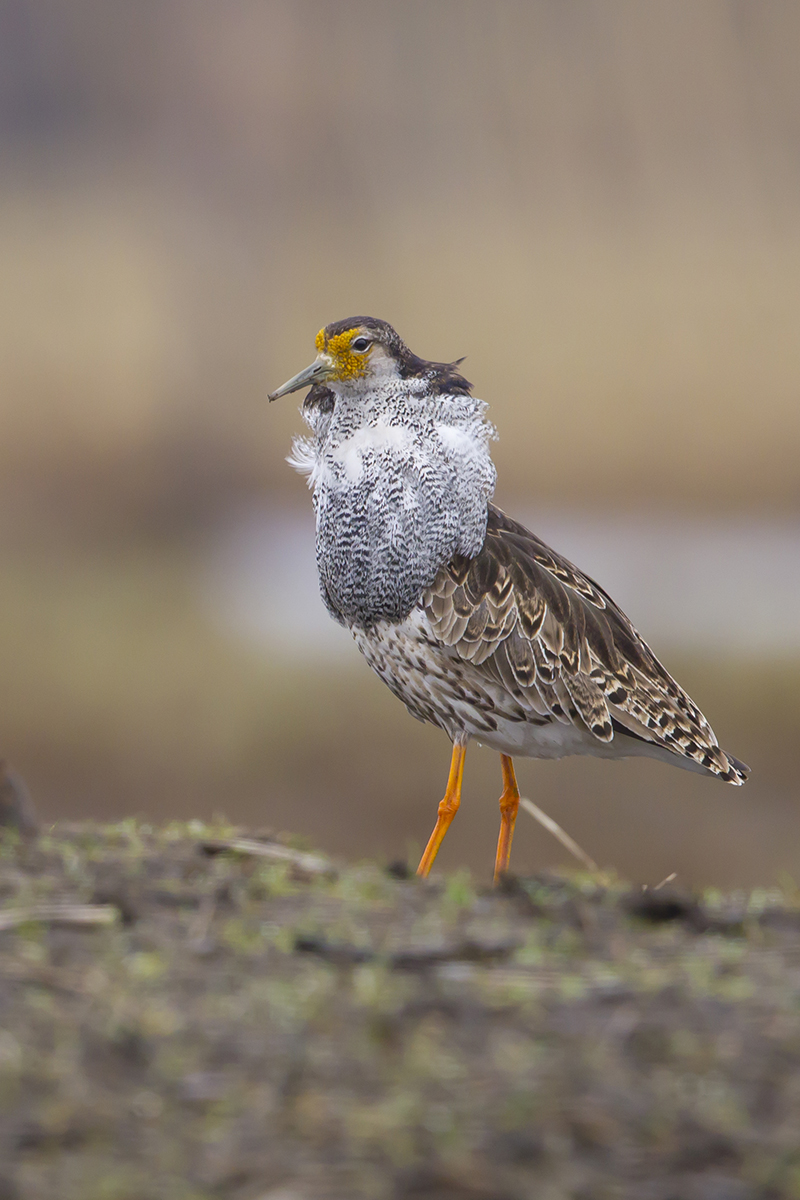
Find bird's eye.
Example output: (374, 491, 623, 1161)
(351, 337, 371, 353)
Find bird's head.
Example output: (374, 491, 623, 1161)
(269, 316, 471, 401)
(268, 317, 407, 400)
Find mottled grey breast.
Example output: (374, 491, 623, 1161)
(300, 385, 497, 629)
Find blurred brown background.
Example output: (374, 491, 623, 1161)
(1, 0, 798, 886)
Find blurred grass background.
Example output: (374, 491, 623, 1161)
(0, 0, 798, 885)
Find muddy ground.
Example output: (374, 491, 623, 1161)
(0, 821, 799, 1200)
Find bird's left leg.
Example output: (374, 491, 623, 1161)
(493, 754, 520, 883)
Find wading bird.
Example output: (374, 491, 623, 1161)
(269, 318, 748, 881)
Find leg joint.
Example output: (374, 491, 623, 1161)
(499, 791, 519, 818)
(438, 795, 461, 820)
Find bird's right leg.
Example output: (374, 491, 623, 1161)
(416, 742, 467, 877)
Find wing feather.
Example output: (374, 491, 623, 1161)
(421, 503, 748, 781)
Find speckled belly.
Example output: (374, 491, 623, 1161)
(349, 608, 557, 750)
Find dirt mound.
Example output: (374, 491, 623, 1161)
(0, 822, 799, 1199)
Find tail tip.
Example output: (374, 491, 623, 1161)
(723, 753, 750, 785)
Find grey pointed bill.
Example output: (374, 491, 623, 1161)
(268, 357, 330, 401)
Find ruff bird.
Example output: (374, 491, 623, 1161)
(269, 317, 748, 880)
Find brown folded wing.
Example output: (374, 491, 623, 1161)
(421, 504, 747, 783)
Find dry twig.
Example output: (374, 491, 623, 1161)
(200, 837, 333, 876)
(519, 798, 599, 872)
(0, 903, 119, 932)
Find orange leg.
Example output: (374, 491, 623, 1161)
(416, 743, 467, 878)
(493, 754, 520, 883)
